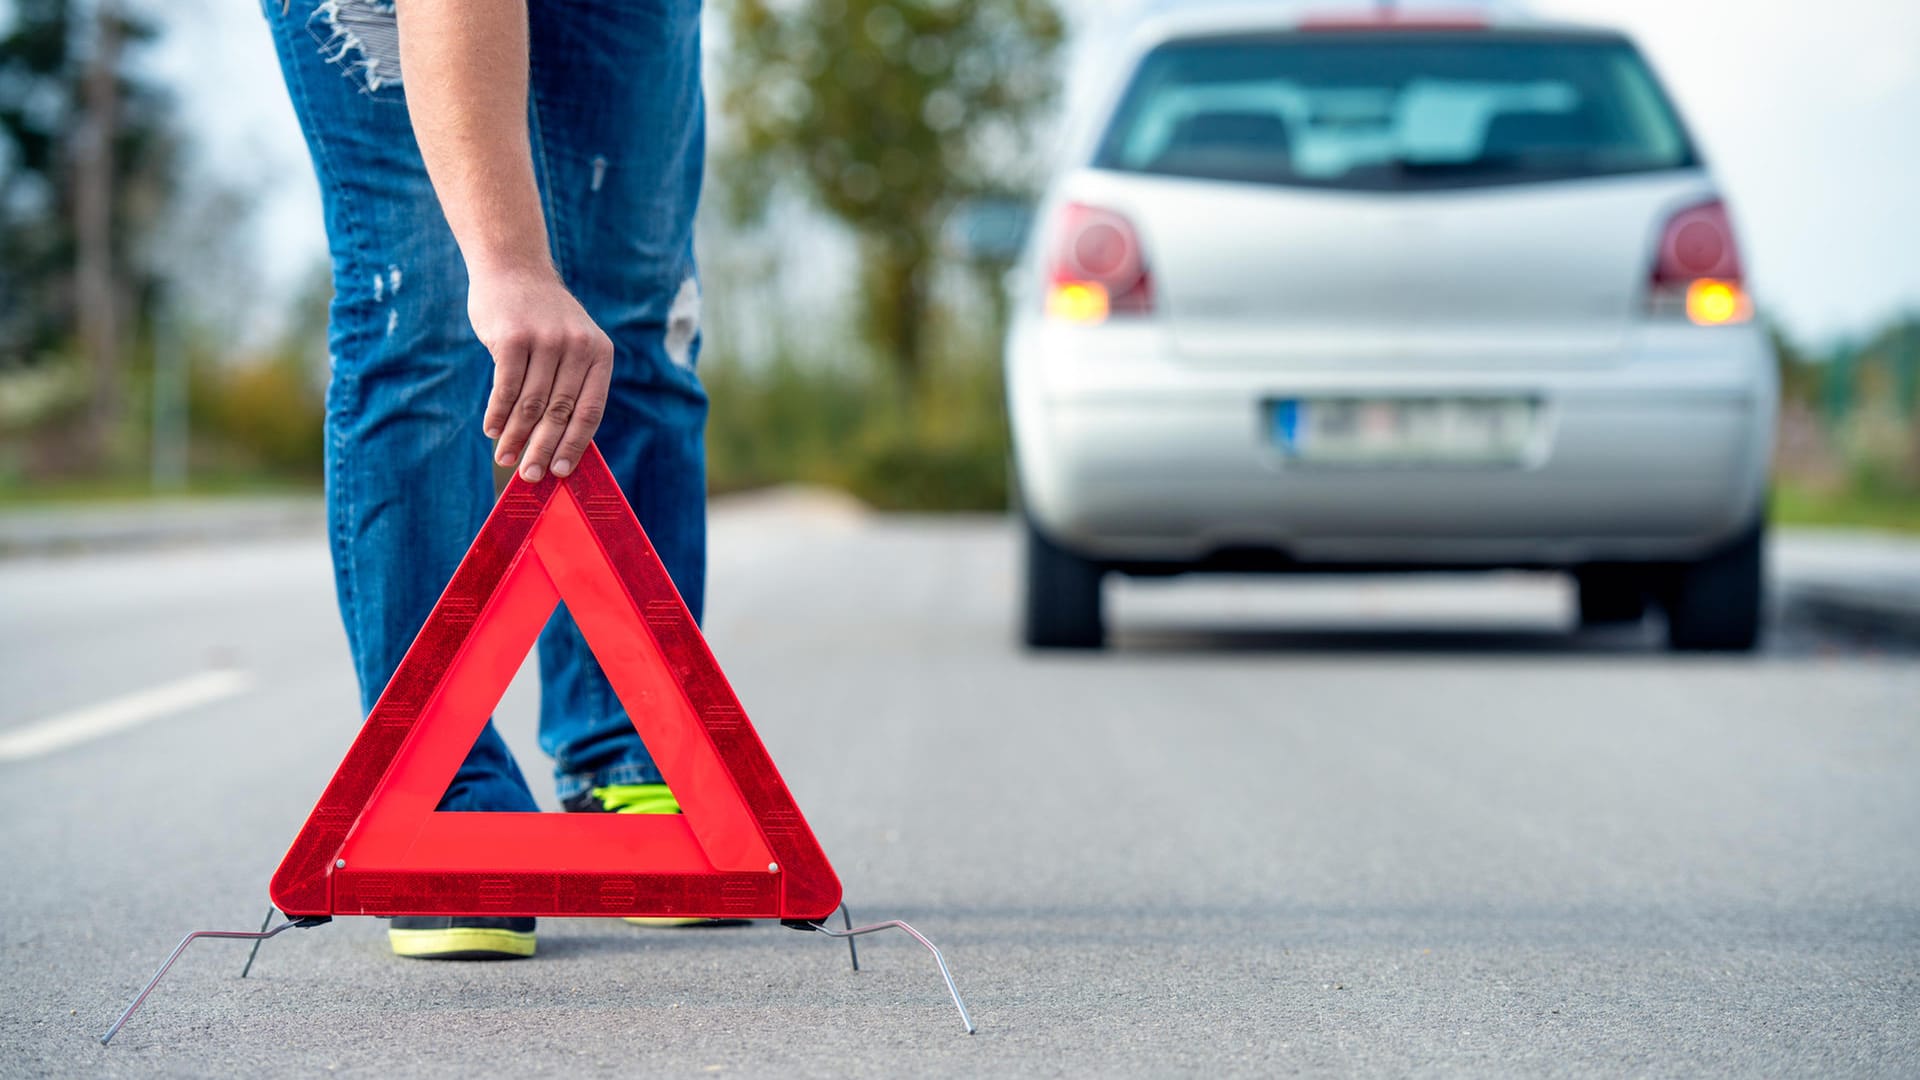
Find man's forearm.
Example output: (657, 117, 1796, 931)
(389, 0, 614, 483)
(394, 0, 550, 278)
(384, 0, 606, 478)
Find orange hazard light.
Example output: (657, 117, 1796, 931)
(1686, 278, 1748, 325)
(1047, 281, 1111, 324)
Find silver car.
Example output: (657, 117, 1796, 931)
(1006, 1, 1775, 651)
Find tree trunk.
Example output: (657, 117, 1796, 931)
(860, 232, 929, 398)
(75, 0, 123, 464)
(894, 263, 927, 393)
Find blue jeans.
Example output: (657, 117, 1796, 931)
(264, 0, 709, 811)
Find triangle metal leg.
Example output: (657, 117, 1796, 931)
(793, 912, 976, 1035)
(837, 901, 859, 972)
(101, 916, 328, 1046)
(239, 904, 276, 979)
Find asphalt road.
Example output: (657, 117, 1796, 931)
(2, 499, 1916, 1077)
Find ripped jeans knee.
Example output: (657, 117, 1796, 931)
(310, 0, 403, 93)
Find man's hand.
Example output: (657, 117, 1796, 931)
(471, 267, 613, 482)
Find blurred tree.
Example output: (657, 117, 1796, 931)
(720, 0, 1065, 392)
(184, 263, 331, 480)
(0, 0, 178, 459)
(1770, 323, 1819, 407)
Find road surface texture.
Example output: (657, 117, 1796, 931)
(3, 496, 1916, 1077)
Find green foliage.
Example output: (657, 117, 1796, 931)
(0, 351, 86, 486)
(719, 0, 1064, 388)
(0, 342, 325, 492)
(1774, 315, 1920, 528)
(0, 265, 329, 494)
(705, 349, 1008, 512)
(1773, 482, 1920, 536)
(182, 269, 330, 478)
(843, 419, 1007, 512)
(1770, 323, 1820, 406)
(702, 354, 875, 494)
(187, 350, 326, 478)
(0, 0, 179, 367)
(1837, 406, 1918, 499)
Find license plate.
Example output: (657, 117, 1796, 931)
(1271, 397, 1539, 465)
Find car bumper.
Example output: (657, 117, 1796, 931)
(1008, 321, 1777, 567)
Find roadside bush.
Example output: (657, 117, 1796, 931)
(847, 426, 1007, 512)
(704, 349, 1008, 512)
(0, 357, 94, 487)
(702, 354, 872, 495)
(1839, 405, 1920, 498)
(188, 350, 326, 478)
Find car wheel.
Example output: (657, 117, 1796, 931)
(1661, 522, 1764, 652)
(1023, 518, 1105, 649)
(1575, 566, 1649, 626)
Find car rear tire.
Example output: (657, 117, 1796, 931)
(1023, 518, 1106, 649)
(1575, 567, 1649, 626)
(1661, 522, 1765, 652)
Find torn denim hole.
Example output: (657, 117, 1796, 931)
(664, 278, 701, 368)
(310, 0, 403, 93)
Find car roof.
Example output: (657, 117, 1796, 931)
(1115, 0, 1612, 47)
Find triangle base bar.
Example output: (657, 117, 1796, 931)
(332, 869, 782, 919)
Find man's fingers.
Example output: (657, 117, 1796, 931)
(519, 335, 606, 481)
(549, 347, 612, 478)
(495, 342, 560, 473)
(482, 335, 531, 446)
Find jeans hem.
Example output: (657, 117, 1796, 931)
(555, 762, 667, 800)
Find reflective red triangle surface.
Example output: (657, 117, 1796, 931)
(270, 444, 841, 922)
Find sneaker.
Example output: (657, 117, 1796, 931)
(564, 783, 751, 929)
(388, 916, 536, 960)
(563, 784, 683, 816)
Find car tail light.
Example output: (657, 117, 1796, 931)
(1046, 203, 1153, 324)
(1650, 199, 1751, 326)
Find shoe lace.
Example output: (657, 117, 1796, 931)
(590, 783, 681, 814)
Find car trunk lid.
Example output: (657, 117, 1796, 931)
(1098, 170, 1714, 369)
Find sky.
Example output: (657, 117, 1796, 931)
(144, 0, 1920, 346)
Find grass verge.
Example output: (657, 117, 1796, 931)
(1772, 482, 1920, 535)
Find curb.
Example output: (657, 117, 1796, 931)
(0, 498, 327, 558)
(0, 485, 868, 559)
(1785, 581, 1920, 638)
(1772, 529, 1920, 641)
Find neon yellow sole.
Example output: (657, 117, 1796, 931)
(388, 927, 536, 959)
(623, 916, 750, 929)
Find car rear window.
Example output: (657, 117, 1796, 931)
(1094, 33, 1697, 191)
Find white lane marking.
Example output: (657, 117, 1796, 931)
(0, 670, 252, 763)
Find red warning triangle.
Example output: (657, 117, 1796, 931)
(271, 444, 841, 922)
